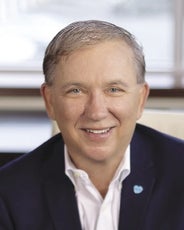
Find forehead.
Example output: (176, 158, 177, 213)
(54, 40, 137, 84)
(60, 40, 134, 66)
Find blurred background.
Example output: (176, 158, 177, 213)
(0, 0, 183, 155)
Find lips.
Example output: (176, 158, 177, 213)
(81, 126, 114, 142)
(86, 128, 111, 134)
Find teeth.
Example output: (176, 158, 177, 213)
(86, 128, 110, 134)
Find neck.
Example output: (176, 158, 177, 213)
(75, 158, 122, 197)
(67, 149, 126, 197)
(89, 168, 114, 198)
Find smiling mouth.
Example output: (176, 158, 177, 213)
(85, 128, 111, 134)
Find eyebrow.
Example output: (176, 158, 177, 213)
(60, 79, 130, 90)
(105, 80, 129, 88)
(61, 82, 84, 89)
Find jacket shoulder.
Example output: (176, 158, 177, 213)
(133, 123, 184, 162)
(0, 134, 64, 183)
(135, 123, 184, 147)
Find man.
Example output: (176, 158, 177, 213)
(0, 20, 184, 230)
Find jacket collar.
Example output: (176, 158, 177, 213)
(41, 135, 82, 230)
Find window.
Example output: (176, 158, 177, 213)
(0, 0, 183, 154)
(0, 0, 183, 89)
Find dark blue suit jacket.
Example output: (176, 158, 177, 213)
(0, 124, 184, 230)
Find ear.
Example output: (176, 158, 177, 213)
(40, 83, 56, 120)
(137, 82, 150, 120)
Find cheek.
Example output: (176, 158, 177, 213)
(111, 96, 140, 121)
(54, 99, 84, 123)
(114, 97, 135, 112)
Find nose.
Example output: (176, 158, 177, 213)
(84, 91, 108, 121)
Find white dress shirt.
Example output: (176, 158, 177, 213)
(65, 146, 130, 230)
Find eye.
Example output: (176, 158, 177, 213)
(66, 88, 82, 95)
(109, 87, 120, 93)
(71, 88, 81, 94)
(108, 87, 124, 94)
(65, 86, 88, 97)
(106, 86, 125, 96)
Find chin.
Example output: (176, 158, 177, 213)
(85, 148, 114, 163)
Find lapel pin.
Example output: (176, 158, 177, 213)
(133, 185, 144, 194)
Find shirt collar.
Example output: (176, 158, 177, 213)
(64, 145, 131, 187)
(112, 145, 130, 184)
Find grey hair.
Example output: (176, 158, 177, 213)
(43, 20, 145, 85)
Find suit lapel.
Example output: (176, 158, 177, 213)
(119, 125, 156, 230)
(41, 137, 82, 230)
(43, 178, 82, 230)
(119, 164, 155, 230)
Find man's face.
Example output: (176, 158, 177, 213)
(42, 41, 149, 167)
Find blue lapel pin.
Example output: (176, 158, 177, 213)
(133, 185, 144, 194)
